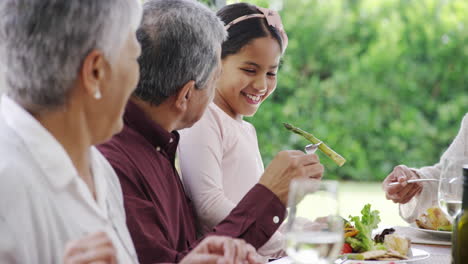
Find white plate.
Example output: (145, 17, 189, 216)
(269, 249, 430, 264)
(342, 248, 430, 263)
(408, 226, 451, 238)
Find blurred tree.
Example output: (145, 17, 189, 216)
(245, 0, 468, 181)
(194, 0, 467, 182)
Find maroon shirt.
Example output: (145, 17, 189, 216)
(98, 101, 286, 264)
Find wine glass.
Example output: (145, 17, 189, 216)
(284, 179, 343, 264)
(438, 157, 468, 221)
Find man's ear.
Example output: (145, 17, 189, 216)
(80, 50, 107, 99)
(174, 80, 196, 112)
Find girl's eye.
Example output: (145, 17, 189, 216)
(267, 72, 277, 77)
(241, 68, 256, 73)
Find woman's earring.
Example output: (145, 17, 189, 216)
(94, 89, 102, 100)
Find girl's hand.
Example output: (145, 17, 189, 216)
(260, 150, 324, 205)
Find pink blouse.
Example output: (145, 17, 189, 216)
(178, 103, 285, 257)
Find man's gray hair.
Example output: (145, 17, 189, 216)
(134, 0, 227, 105)
(0, 0, 142, 109)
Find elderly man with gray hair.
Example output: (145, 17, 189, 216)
(0, 0, 261, 264)
(99, 0, 320, 263)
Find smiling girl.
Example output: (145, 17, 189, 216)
(178, 3, 289, 258)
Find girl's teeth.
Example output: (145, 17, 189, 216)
(246, 94, 260, 101)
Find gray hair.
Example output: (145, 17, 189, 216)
(134, 0, 227, 105)
(0, 0, 142, 109)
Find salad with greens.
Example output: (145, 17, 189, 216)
(345, 204, 385, 252)
(341, 204, 411, 261)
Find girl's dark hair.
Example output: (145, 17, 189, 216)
(216, 3, 283, 59)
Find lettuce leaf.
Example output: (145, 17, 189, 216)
(347, 204, 381, 252)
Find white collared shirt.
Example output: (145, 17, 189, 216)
(0, 95, 138, 264)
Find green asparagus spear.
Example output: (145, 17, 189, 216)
(283, 123, 346, 167)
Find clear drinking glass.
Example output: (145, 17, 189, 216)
(438, 157, 468, 221)
(284, 179, 343, 264)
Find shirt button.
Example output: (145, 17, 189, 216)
(156, 146, 161, 152)
(273, 216, 280, 224)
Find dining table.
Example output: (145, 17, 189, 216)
(270, 225, 452, 264)
(410, 243, 450, 264)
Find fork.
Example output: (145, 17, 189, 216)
(304, 142, 322, 154)
(334, 256, 349, 264)
(388, 178, 439, 186)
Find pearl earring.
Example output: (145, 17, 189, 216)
(94, 89, 102, 100)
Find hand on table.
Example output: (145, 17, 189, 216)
(259, 150, 324, 205)
(180, 236, 264, 264)
(63, 231, 117, 264)
(383, 165, 423, 204)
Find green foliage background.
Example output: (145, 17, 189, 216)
(210, 0, 468, 181)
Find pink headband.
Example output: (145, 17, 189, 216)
(224, 7, 288, 53)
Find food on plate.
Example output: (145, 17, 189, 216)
(343, 249, 408, 261)
(283, 123, 346, 166)
(340, 204, 411, 261)
(373, 228, 395, 243)
(415, 207, 452, 231)
(345, 225, 359, 238)
(341, 243, 353, 254)
(345, 204, 382, 253)
(362, 249, 407, 260)
(383, 234, 411, 256)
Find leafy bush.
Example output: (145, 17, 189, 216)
(241, 0, 468, 181)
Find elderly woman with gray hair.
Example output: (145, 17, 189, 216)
(0, 0, 142, 263)
(0, 1, 259, 264)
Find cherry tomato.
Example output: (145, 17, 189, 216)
(340, 243, 353, 254)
